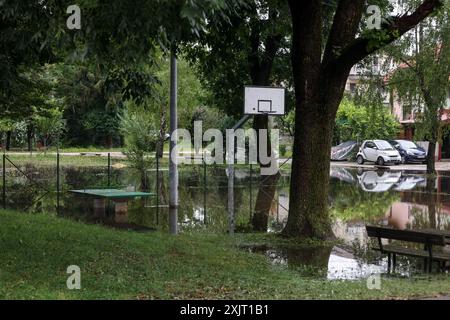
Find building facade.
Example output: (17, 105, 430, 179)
(344, 58, 450, 161)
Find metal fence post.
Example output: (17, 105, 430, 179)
(203, 154, 207, 224)
(2, 154, 5, 209)
(249, 163, 252, 222)
(56, 153, 60, 214)
(156, 154, 159, 225)
(107, 152, 111, 188)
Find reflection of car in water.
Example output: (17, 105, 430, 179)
(394, 175, 426, 191)
(331, 141, 359, 161)
(356, 170, 402, 192)
(330, 167, 356, 184)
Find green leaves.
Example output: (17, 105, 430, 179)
(335, 97, 400, 142)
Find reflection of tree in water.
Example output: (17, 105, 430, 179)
(285, 246, 333, 275)
(249, 245, 333, 277)
(401, 176, 450, 230)
(5, 164, 56, 213)
(329, 178, 400, 222)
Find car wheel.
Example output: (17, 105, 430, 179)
(377, 157, 385, 166)
(401, 156, 406, 164)
(357, 155, 364, 165)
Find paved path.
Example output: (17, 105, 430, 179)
(330, 161, 450, 172)
(7, 152, 450, 172)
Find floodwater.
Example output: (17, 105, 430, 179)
(3, 161, 450, 279)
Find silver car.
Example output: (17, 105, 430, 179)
(356, 140, 401, 166)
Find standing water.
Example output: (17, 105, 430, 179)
(3, 162, 450, 279)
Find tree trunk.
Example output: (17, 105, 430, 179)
(27, 125, 33, 152)
(105, 135, 113, 149)
(282, 104, 335, 239)
(157, 169, 167, 205)
(157, 108, 167, 158)
(426, 141, 436, 174)
(140, 168, 148, 191)
(252, 115, 281, 231)
(43, 136, 47, 154)
(5, 131, 11, 151)
(426, 178, 437, 231)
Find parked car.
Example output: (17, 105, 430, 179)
(356, 170, 402, 192)
(331, 141, 359, 161)
(356, 140, 401, 166)
(388, 139, 427, 164)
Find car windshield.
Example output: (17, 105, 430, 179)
(398, 140, 418, 149)
(375, 140, 394, 150)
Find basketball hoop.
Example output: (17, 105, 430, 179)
(244, 86, 285, 116)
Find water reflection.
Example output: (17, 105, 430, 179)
(4, 163, 450, 278)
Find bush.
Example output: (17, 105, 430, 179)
(120, 101, 159, 190)
(334, 97, 400, 143)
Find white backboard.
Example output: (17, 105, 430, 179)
(244, 86, 285, 116)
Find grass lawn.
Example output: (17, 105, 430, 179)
(0, 209, 449, 300)
(4, 154, 128, 168)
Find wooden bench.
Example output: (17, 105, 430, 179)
(366, 225, 450, 273)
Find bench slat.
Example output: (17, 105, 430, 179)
(382, 245, 450, 261)
(366, 225, 446, 246)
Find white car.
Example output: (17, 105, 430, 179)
(356, 140, 401, 166)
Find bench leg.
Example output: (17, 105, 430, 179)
(387, 253, 391, 274)
(428, 259, 432, 273)
(423, 259, 428, 273)
(392, 254, 396, 272)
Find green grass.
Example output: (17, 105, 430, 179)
(58, 147, 124, 153)
(1, 209, 450, 300)
(4, 154, 128, 168)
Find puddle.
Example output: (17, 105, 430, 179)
(244, 244, 420, 280)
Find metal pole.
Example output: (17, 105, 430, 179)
(107, 152, 111, 188)
(203, 154, 207, 224)
(277, 192, 279, 223)
(2, 154, 5, 209)
(156, 154, 159, 225)
(249, 163, 252, 221)
(227, 163, 234, 235)
(56, 153, 60, 214)
(169, 51, 178, 235)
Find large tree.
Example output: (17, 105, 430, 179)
(283, 0, 443, 238)
(387, 0, 450, 174)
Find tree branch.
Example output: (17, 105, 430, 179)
(322, 0, 365, 66)
(332, 0, 443, 71)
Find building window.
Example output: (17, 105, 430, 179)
(403, 105, 413, 121)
